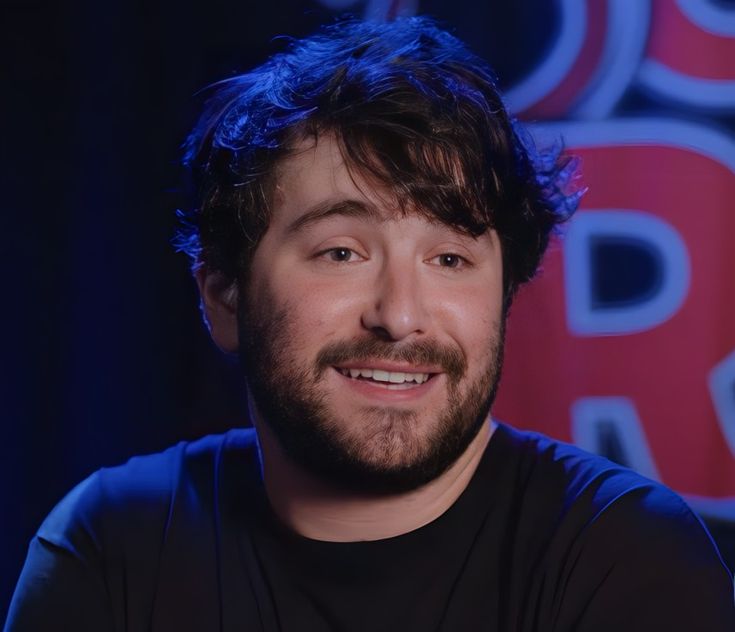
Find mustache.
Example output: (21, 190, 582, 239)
(316, 337, 466, 381)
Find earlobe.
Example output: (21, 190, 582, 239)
(195, 267, 240, 353)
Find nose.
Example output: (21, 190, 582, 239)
(360, 258, 429, 341)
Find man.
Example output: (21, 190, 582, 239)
(6, 16, 734, 631)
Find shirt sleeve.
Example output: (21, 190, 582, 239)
(4, 473, 115, 631)
(555, 484, 735, 631)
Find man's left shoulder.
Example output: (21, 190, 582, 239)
(506, 424, 703, 528)
(505, 426, 735, 628)
(558, 465, 735, 628)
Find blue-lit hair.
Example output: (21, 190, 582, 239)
(176, 16, 581, 304)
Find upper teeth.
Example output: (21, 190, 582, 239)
(339, 368, 430, 384)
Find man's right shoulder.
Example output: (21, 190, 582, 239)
(36, 428, 260, 559)
(6, 430, 261, 629)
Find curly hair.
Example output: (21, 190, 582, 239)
(175, 16, 582, 305)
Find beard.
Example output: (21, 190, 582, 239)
(239, 294, 505, 495)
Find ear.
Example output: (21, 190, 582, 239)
(195, 267, 240, 353)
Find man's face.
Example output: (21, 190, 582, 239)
(239, 134, 506, 493)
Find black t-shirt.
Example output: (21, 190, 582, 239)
(5, 423, 735, 631)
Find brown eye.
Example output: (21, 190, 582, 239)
(438, 254, 463, 268)
(327, 248, 354, 262)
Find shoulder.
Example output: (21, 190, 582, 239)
(495, 422, 684, 520)
(497, 422, 724, 548)
(6, 430, 261, 630)
(495, 424, 735, 628)
(36, 428, 260, 557)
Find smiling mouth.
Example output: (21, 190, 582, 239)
(334, 367, 436, 390)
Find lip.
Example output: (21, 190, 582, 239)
(332, 360, 443, 374)
(331, 366, 441, 403)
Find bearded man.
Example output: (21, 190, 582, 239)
(6, 16, 734, 632)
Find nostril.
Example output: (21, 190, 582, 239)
(369, 325, 396, 342)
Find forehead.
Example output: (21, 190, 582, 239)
(268, 131, 496, 243)
(271, 133, 397, 226)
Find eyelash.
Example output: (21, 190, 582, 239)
(318, 247, 360, 263)
(317, 248, 470, 269)
(431, 253, 468, 269)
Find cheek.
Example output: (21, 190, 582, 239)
(257, 270, 364, 344)
(437, 284, 503, 362)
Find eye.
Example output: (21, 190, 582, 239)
(432, 253, 468, 269)
(319, 247, 360, 262)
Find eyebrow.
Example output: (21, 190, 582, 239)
(284, 199, 383, 236)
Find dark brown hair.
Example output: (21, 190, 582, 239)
(176, 16, 582, 304)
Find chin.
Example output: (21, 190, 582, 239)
(275, 402, 490, 495)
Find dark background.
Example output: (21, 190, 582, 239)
(4, 0, 732, 620)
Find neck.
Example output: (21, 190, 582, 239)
(254, 418, 495, 542)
